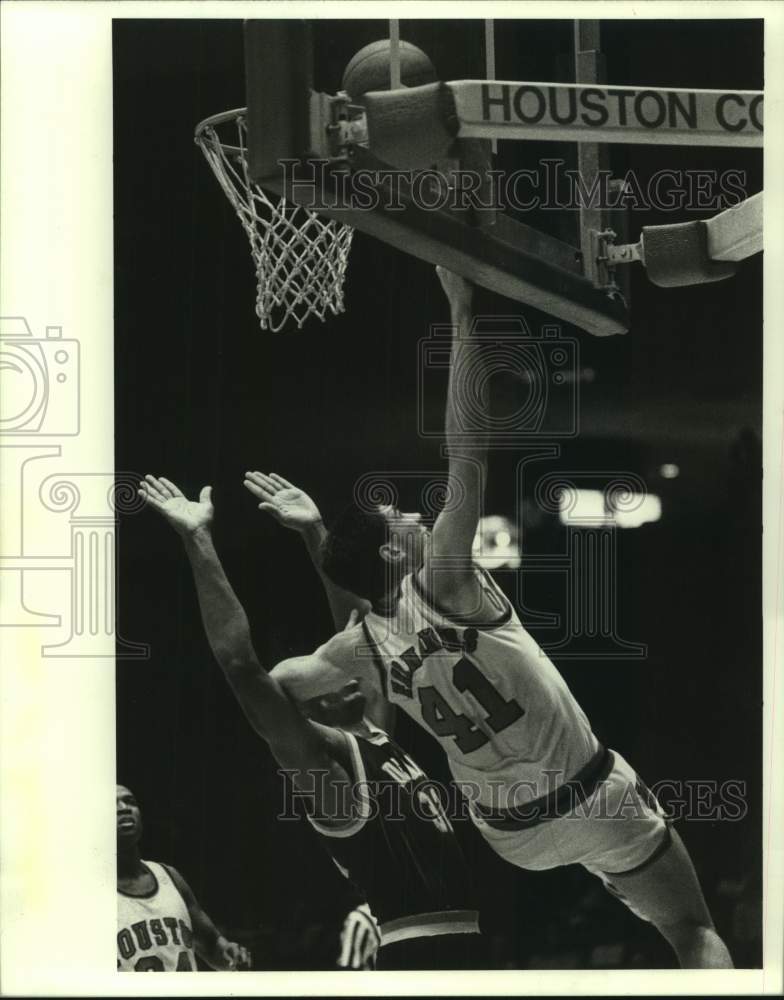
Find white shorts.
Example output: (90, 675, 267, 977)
(469, 749, 669, 879)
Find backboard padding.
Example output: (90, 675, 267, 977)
(245, 20, 314, 181)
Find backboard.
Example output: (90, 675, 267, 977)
(242, 18, 632, 338)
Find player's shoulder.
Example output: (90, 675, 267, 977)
(155, 862, 192, 898)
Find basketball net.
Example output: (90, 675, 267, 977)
(195, 110, 353, 332)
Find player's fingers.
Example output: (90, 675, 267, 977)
(243, 478, 273, 500)
(339, 909, 378, 970)
(138, 485, 158, 504)
(337, 918, 357, 969)
(199, 485, 212, 504)
(158, 476, 184, 498)
(356, 908, 380, 966)
(257, 502, 279, 517)
(362, 911, 380, 948)
(269, 473, 295, 489)
(247, 471, 278, 492)
(142, 475, 169, 500)
(354, 925, 369, 969)
(140, 479, 168, 504)
(138, 488, 165, 511)
(144, 475, 170, 496)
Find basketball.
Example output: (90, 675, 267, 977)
(342, 40, 437, 100)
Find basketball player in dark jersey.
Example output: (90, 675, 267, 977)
(244, 470, 485, 968)
(117, 784, 250, 971)
(267, 267, 733, 969)
(139, 474, 479, 969)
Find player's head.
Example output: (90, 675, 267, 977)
(303, 679, 367, 727)
(116, 784, 143, 847)
(321, 502, 429, 602)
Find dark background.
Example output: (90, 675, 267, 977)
(114, 19, 762, 969)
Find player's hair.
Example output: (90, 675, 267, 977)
(321, 503, 389, 601)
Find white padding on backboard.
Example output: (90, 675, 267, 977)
(705, 191, 763, 261)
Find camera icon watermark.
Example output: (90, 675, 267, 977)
(418, 316, 580, 442)
(0, 317, 79, 436)
(0, 315, 147, 658)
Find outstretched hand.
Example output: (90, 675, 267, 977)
(243, 471, 322, 532)
(436, 265, 473, 315)
(139, 475, 214, 536)
(215, 938, 252, 971)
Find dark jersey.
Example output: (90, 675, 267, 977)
(307, 725, 478, 945)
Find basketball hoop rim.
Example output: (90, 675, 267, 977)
(194, 104, 354, 332)
(194, 107, 247, 153)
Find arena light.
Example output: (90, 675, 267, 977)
(558, 489, 662, 529)
(472, 515, 521, 569)
(613, 493, 662, 528)
(559, 488, 606, 524)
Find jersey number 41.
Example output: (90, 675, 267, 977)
(417, 656, 525, 754)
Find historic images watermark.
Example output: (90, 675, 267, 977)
(276, 770, 749, 825)
(282, 158, 751, 215)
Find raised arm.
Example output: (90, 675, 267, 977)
(244, 473, 394, 731)
(243, 471, 370, 629)
(138, 475, 349, 798)
(423, 269, 491, 612)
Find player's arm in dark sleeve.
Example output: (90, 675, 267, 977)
(423, 268, 489, 609)
(138, 476, 349, 795)
(163, 865, 250, 970)
(244, 472, 394, 731)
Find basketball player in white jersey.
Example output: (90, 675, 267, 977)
(116, 784, 250, 971)
(139, 474, 480, 969)
(267, 266, 734, 969)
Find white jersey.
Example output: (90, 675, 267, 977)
(117, 860, 197, 971)
(362, 568, 599, 809)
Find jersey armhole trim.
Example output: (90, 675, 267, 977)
(361, 621, 389, 700)
(306, 731, 372, 839)
(410, 570, 513, 631)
